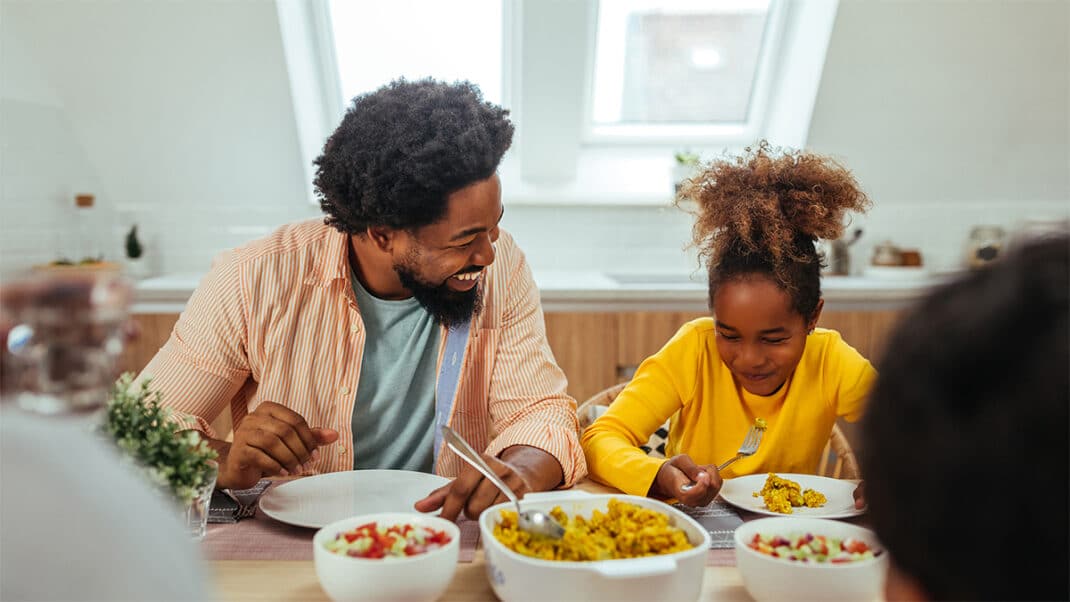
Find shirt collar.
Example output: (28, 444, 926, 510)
(307, 224, 352, 287)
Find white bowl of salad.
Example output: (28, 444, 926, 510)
(313, 512, 459, 601)
(734, 516, 889, 601)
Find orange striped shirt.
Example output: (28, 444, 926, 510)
(138, 219, 586, 486)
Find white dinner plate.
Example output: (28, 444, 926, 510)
(718, 473, 864, 519)
(259, 469, 450, 528)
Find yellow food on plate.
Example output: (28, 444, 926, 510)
(493, 499, 693, 561)
(751, 473, 826, 514)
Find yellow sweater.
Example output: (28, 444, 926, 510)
(581, 318, 877, 496)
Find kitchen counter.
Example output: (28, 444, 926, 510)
(132, 270, 954, 314)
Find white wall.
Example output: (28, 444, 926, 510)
(1, 0, 315, 279)
(1, 0, 1066, 280)
(0, 16, 105, 275)
(807, 0, 1069, 271)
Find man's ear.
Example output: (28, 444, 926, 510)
(807, 298, 825, 332)
(366, 226, 396, 252)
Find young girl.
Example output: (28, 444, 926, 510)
(582, 142, 875, 507)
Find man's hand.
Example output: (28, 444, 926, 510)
(214, 402, 339, 489)
(413, 445, 563, 521)
(853, 480, 866, 509)
(649, 454, 722, 507)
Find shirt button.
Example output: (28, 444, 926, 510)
(338, 446, 346, 456)
(340, 385, 349, 395)
(350, 324, 359, 333)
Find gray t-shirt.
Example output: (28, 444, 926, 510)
(350, 274, 440, 472)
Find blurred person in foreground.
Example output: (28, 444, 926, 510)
(0, 272, 211, 601)
(861, 234, 1069, 601)
(137, 78, 585, 520)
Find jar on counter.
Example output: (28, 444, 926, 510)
(964, 225, 1006, 269)
(871, 241, 903, 267)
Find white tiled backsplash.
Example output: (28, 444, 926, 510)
(2, 188, 1066, 282)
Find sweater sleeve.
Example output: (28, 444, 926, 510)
(581, 322, 703, 496)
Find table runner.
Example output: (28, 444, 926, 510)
(203, 510, 740, 567)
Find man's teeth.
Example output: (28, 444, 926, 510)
(454, 271, 481, 281)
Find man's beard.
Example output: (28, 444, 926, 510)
(394, 261, 483, 329)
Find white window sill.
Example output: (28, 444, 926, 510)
(500, 148, 715, 207)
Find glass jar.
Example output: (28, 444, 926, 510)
(964, 225, 1006, 269)
(183, 460, 219, 540)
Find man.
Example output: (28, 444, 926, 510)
(861, 234, 1068, 601)
(139, 79, 586, 520)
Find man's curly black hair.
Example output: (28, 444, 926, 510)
(314, 78, 514, 234)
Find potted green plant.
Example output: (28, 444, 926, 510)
(125, 225, 143, 260)
(101, 373, 218, 536)
(673, 150, 702, 193)
(123, 224, 150, 279)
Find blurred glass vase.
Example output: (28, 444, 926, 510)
(1, 272, 132, 414)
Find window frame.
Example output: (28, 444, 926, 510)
(580, 0, 789, 146)
(278, 0, 840, 206)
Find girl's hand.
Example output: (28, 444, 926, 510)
(649, 454, 722, 507)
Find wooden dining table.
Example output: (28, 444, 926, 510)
(207, 478, 756, 602)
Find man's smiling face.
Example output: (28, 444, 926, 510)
(391, 174, 503, 327)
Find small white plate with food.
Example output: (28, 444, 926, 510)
(718, 473, 864, 519)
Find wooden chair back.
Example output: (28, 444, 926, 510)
(577, 382, 627, 430)
(818, 423, 861, 479)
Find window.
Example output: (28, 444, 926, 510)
(326, 0, 503, 106)
(278, 0, 838, 205)
(589, 0, 779, 142)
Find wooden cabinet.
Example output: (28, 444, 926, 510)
(117, 313, 179, 376)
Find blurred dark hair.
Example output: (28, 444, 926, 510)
(314, 78, 513, 234)
(677, 141, 870, 320)
(861, 234, 1069, 601)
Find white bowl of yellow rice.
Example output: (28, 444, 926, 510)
(479, 491, 710, 602)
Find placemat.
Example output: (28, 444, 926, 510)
(674, 500, 745, 549)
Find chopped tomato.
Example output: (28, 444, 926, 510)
(748, 532, 880, 565)
(325, 522, 452, 559)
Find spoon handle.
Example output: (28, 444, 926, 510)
(441, 425, 520, 507)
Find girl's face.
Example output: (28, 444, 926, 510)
(712, 275, 820, 396)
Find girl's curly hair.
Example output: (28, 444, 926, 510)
(678, 141, 871, 319)
(314, 78, 514, 234)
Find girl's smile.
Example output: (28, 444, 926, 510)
(713, 276, 821, 396)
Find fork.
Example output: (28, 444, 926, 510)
(680, 425, 765, 491)
(716, 424, 764, 471)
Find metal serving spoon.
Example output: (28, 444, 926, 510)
(440, 425, 566, 539)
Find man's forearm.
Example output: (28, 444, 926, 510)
(500, 445, 564, 491)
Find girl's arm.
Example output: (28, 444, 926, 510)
(580, 324, 703, 496)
